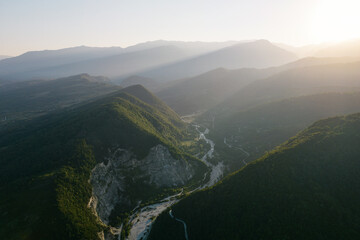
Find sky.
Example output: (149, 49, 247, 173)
(1, 0, 360, 56)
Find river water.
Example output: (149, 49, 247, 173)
(123, 125, 223, 240)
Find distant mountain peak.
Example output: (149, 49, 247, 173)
(252, 39, 272, 44)
(57, 73, 110, 82)
(122, 83, 148, 92)
(140, 39, 298, 81)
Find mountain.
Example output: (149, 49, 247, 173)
(217, 60, 360, 114)
(122, 40, 240, 55)
(0, 55, 11, 61)
(315, 39, 360, 58)
(275, 42, 331, 58)
(156, 68, 272, 115)
(0, 85, 207, 239)
(16, 45, 197, 80)
(0, 46, 124, 78)
(209, 92, 360, 172)
(119, 75, 161, 91)
(275, 56, 357, 70)
(140, 40, 298, 81)
(120, 84, 183, 127)
(149, 112, 360, 240)
(156, 56, 356, 115)
(0, 41, 240, 81)
(0, 74, 120, 126)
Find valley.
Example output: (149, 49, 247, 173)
(1, 34, 360, 240)
(148, 113, 360, 240)
(125, 124, 219, 240)
(127, 190, 183, 240)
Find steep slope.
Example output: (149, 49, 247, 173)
(156, 68, 272, 115)
(210, 92, 360, 172)
(120, 84, 183, 127)
(156, 56, 356, 115)
(149, 113, 360, 240)
(218, 60, 360, 114)
(0, 74, 120, 126)
(0, 87, 206, 240)
(141, 40, 298, 81)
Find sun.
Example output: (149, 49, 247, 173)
(311, 0, 360, 43)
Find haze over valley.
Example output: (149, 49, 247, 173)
(1, 0, 360, 239)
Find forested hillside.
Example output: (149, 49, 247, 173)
(149, 113, 360, 240)
(208, 92, 360, 172)
(0, 74, 120, 127)
(0, 86, 206, 240)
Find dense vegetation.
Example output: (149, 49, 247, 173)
(206, 92, 360, 173)
(0, 74, 119, 128)
(149, 113, 360, 240)
(120, 84, 184, 128)
(0, 139, 103, 240)
(0, 85, 206, 239)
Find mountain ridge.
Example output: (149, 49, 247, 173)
(140, 39, 298, 81)
(0, 85, 206, 239)
(156, 56, 357, 115)
(215, 60, 360, 115)
(149, 112, 360, 239)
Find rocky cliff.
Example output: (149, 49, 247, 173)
(90, 144, 196, 224)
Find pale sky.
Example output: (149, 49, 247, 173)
(1, 0, 360, 56)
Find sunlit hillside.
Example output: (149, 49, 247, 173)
(1, 0, 360, 239)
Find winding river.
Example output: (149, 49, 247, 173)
(194, 125, 224, 188)
(125, 125, 222, 240)
(169, 210, 189, 240)
(126, 191, 183, 240)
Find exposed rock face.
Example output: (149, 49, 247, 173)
(140, 145, 194, 187)
(90, 155, 127, 224)
(90, 144, 195, 224)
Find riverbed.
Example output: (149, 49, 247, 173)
(125, 125, 223, 240)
